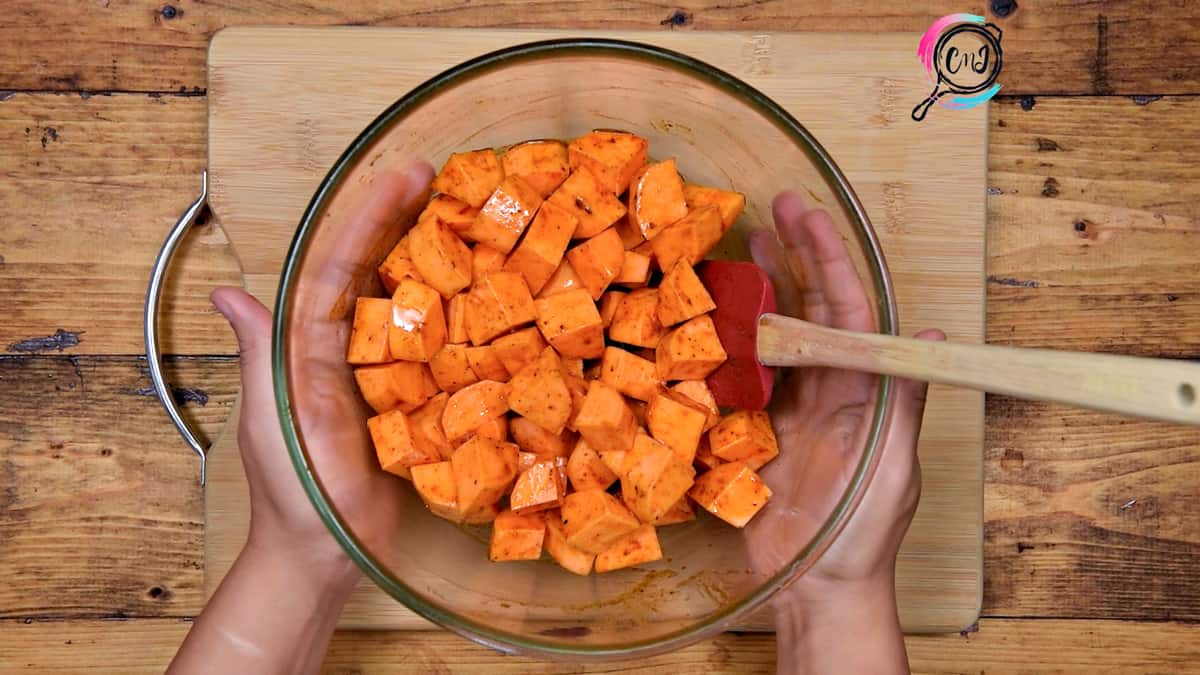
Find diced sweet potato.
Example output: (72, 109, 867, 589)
(409, 214, 473, 298)
(560, 489, 641, 555)
(594, 524, 662, 573)
(566, 227, 624, 300)
(465, 345, 510, 382)
(566, 437, 618, 492)
(656, 260, 716, 326)
(544, 512, 595, 575)
(354, 361, 439, 415)
(628, 158, 688, 240)
(501, 140, 570, 198)
(645, 391, 707, 464)
(509, 459, 568, 514)
(471, 245, 508, 282)
(599, 346, 662, 402)
(409, 392, 454, 461)
(535, 259, 585, 298)
(534, 288, 605, 359)
(467, 414, 509, 444)
(614, 216, 646, 249)
(683, 183, 745, 231)
(489, 509, 546, 561)
(649, 204, 724, 272)
(629, 400, 648, 427)
(622, 432, 695, 523)
(564, 374, 589, 431)
(378, 235, 425, 294)
(420, 194, 480, 233)
(607, 288, 666, 349)
(568, 130, 648, 195)
(671, 380, 721, 431)
(613, 250, 651, 287)
(347, 297, 392, 364)
(433, 149, 504, 208)
(465, 272, 538, 345)
(598, 290, 626, 328)
(389, 279, 447, 362)
(517, 450, 538, 474)
(574, 381, 638, 455)
(368, 409, 442, 479)
(491, 327, 548, 377)
(464, 176, 544, 253)
(445, 293, 470, 344)
(656, 314, 728, 381)
(708, 410, 780, 470)
(508, 347, 572, 433)
(429, 344, 480, 393)
(502, 200, 577, 295)
(441, 380, 510, 441)
(464, 501, 501, 524)
(651, 496, 696, 526)
(561, 357, 585, 379)
(547, 167, 627, 239)
(510, 416, 572, 459)
(411, 461, 461, 521)
(694, 435, 724, 471)
(451, 435, 519, 514)
(688, 461, 772, 527)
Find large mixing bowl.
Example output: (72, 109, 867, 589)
(273, 38, 897, 660)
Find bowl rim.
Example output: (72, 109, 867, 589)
(273, 36, 899, 660)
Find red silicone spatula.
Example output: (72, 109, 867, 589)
(698, 260, 1200, 425)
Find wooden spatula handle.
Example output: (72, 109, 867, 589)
(757, 313, 1200, 426)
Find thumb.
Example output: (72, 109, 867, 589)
(890, 328, 947, 444)
(211, 286, 274, 381)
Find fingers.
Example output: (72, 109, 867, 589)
(772, 192, 829, 326)
(888, 329, 947, 449)
(802, 209, 875, 332)
(210, 286, 274, 386)
(748, 228, 804, 317)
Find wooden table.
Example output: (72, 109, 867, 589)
(1, 2, 1197, 672)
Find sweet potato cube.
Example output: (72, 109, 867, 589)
(517, 450, 538, 474)
(564, 374, 589, 431)
(688, 461, 772, 527)
(502, 200, 577, 295)
(672, 380, 721, 431)
(594, 524, 662, 573)
(452, 436, 519, 514)
(694, 435, 724, 471)
(378, 235, 424, 294)
(507, 347, 572, 433)
(409, 214, 473, 298)
(566, 437, 618, 492)
(657, 260, 716, 326)
(409, 392, 453, 461)
(650, 204, 725, 272)
(545, 512, 595, 575)
(628, 159, 688, 240)
(433, 148, 504, 208)
(613, 250, 651, 287)
(561, 358, 585, 379)
(429, 344, 479, 393)
(534, 288, 605, 359)
(491, 327, 547, 377)
(574, 381, 639, 455)
(646, 391, 708, 464)
(464, 501, 502, 524)
(442, 380, 510, 441)
(598, 290, 626, 328)
(472, 245, 508, 282)
(651, 496, 696, 526)
(465, 272, 538, 345)
(510, 459, 568, 514)
(568, 130, 648, 195)
(368, 409, 442, 479)
(708, 410, 780, 470)
(547, 167, 626, 239)
(501, 140, 570, 198)
(560, 489, 641, 555)
(420, 194, 480, 233)
(614, 216, 646, 249)
(467, 414, 509, 444)
(566, 227, 624, 300)
(511, 416, 571, 459)
(354, 361, 438, 414)
(411, 461, 461, 522)
(599, 346, 662, 402)
(535, 259, 585, 298)
(347, 297, 392, 364)
(464, 176, 543, 253)
(465, 345, 510, 382)
(445, 293, 470, 344)
(608, 288, 666, 349)
(683, 183, 746, 231)
(622, 432, 695, 523)
(656, 314, 728, 381)
(489, 509, 546, 561)
(389, 279, 446, 362)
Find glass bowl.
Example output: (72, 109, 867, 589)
(273, 38, 897, 660)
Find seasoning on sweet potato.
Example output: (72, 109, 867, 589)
(566, 437, 618, 492)
(688, 460, 772, 527)
(489, 509, 546, 561)
(467, 414, 509, 444)
(409, 392, 454, 461)
(544, 511, 595, 575)
(502, 200, 577, 295)
(598, 290, 626, 328)
(622, 432, 695, 523)
(649, 204, 725, 272)
(464, 175, 544, 253)
(599, 428, 655, 478)
(433, 148, 504, 208)
(656, 314, 728, 381)
(466, 271, 538, 345)
(411, 461, 461, 521)
(508, 347, 572, 434)
(517, 450, 538, 474)
(389, 279, 447, 362)
(464, 501, 501, 524)
(534, 288, 605, 359)
(628, 158, 688, 240)
(441, 380, 510, 441)
(408, 213, 473, 298)
(574, 381, 639, 455)
(471, 245, 508, 282)
(614, 216, 646, 249)
(561, 357, 585, 379)
(428, 344, 479, 393)
(347, 297, 393, 364)
(651, 496, 696, 526)
(378, 235, 425, 294)
(566, 227, 624, 300)
(420, 194, 480, 233)
(564, 374, 589, 431)
(599, 346, 663, 402)
(491, 326, 548, 377)
(694, 435, 724, 471)
(547, 167, 627, 239)
(535, 258, 585, 298)
(568, 130, 649, 195)
(509, 459, 568, 514)
(656, 260, 716, 327)
(465, 345, 510, 382)
(607, 288, 666, 349)
(368, 409, 442, 480)
(646, 391, 708, 464)
(560, 489, 641, 555)
(671, 380, 721, 431)
(354, 361, 438, 414)
(613, 250, 652, 287)
(511, 416, 572, 459)
(594, 524, 662, 573)
(445, 293, 470, 344)
(452, 435, 519, 515)
(708, 410, 780, 470)
(683, 183, 745, 231)
(501, 140, 570, 198)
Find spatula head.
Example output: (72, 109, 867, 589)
(697, 260, 777, 410)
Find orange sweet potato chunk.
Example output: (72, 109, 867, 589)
(464, 501, 502, 524)
(657, 260, 716, 326)
(598, 290, 626, 328)
(574, 381, 639, 455)
(568, 130, 649, 195)
(433, 149, 504, 208)
(683, 183, 746, 231)
(441, 380, 510, 441)
(622, 432, 695, 523)
(472, 245, 508, 282)
(671, 380, 721, 431)
(628, 158, 688, 240)
(561, 357, 585, 379)
(420, 194, 480, 233)
(409, 214, 473, 298)
(594, 524, 662, 573)
(411, 461, 462, 521)
(564, 374, 589, 431)
(508, 347, 572, 434)
(429, 343, 480, 393)
(491, 326, 547, 377)
(464, 176, 544, 253)
(566, 227, 624, 300)
(501, 140, 570, 198)
(651, 496, 696, 526)
(599, 346, 662, 402)
(378, 234, 425, 294)
(452, 435, 519, 515)
(566, 437, 618, 492)
(688, 461, 772, 527)
(467, 414, 509, 444)
(694, 435, 724, 471)
(489, 509, 546, 561)
(465, 345, 510, 382)
(535, 259, 585, 298)
(544, 512, 595, 575)
(465, 271, 538, 345)
(613, 250, 652, 287)
(560, 489, 641, 555)
(445, 293, 470, 344)
(656, 314, 728, 381)
(534, 288, 605, 359)
(354, 361, 439, 414)
(511, 416, 572, 459)
(510, 459, 568, 514)
(389, 279, 447, 362)
(547, 167, 627, 239)
(649, 204, 725, 272)
(347, 297, 392, 365)
(409, 392, 454, 461)
(646, 391, 708, 464)
(502, 200, 577, 295)
(708, 410, 780, 470)
(607, 288, 666, 349)
(368, 409, 442, 480)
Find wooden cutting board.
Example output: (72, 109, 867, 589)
(204, 26, 985, 632)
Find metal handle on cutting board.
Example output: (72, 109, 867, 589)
(144, 171, 209, 485)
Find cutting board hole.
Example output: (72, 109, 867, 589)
(1180, 382, 1196, 406)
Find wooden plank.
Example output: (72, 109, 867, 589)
(0, 92, 240, 356)
(0, 2, 1197, 95)
(0, 355, 237, 619)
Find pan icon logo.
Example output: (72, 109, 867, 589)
(912, 14, 1003, 121)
